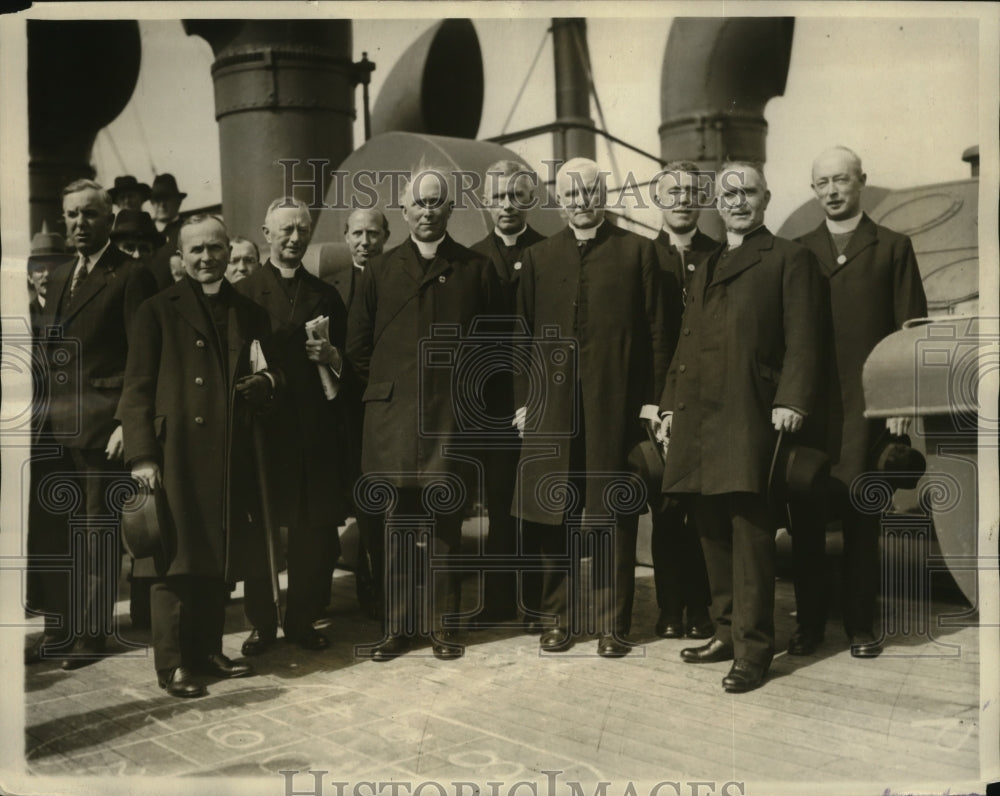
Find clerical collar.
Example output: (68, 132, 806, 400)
(411, 235, 445, 258)
(495, 226, 527, 247)
(570, 220, 603, 241)
(275, 262, 300, 279)
(825, 212, 863, 235)
(352, 261, 365, 270)
(726, 225, 764, 249)
(201, 278, 223, 295)
(665, 227, 696, 249)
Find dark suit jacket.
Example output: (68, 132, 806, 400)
(327, 260, 366, 311)
(797, 214, 927, 483)
(234, 261, 353, 527)
(513, 222, 670, 524)
(660, 227, 825, 496)
(147, 217, 183, 291)
(43, 243, 157, 450)
(653, 228, 718, 296)
(345, 235, 501, 489)
(118, 277, 278, 580)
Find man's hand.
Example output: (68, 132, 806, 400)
(305, 339, 342, 372)
(235, 373, 272, 407)
(886, 416, 912, 436)
(105, 425, 124, 461)
(772, 407, 804, 433)
(513, 406, 527, 439)
(131, 458, 161, 490)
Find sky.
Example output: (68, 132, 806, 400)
(84, 12, 980, 237)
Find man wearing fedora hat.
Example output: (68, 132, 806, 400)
(658, 161, 825, 693)
(109, 175, 151, 213)
(111, 209, 165, 265)
(786, 146, 928, 660)
(146, 173, 188, 290)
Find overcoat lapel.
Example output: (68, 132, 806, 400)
(839, 214, 878, 266)
(169, 281, 215, 358)
(708, 229, 773, 288)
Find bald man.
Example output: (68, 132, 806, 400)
(786, 147, 927, 660)
(512, 157, 670, 657)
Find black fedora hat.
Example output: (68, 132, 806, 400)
(150, 173, 187, 200)
(626, 437, 668, 514)
(870, 430, 926, 491)
(120, 484, 172, 562)
(768, 431, 831, 508)
(110, 209, 166, 248)
(109, 175, 151, 203)
(28, 231, 68, 271)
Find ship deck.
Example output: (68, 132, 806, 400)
(18, 521, 983, 794)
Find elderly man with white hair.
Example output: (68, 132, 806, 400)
(511, 157, 670, 657)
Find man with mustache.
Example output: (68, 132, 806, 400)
(235, 197, 353, 656)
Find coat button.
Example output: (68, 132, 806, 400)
(196, 339, 205, 348)
(195, 377, 204, 386)
(678, 402, 686, 410)
(683, 328, 690, 336)
(194, 416, 205, 425)
(679, 364, 687, 373)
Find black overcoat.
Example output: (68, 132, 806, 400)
(796, 214, 927, 484)
(512, 222, 670, 525)
(660, 227, 825, 496)
(117, 277, 278, 581)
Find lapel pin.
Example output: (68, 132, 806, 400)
(514, 261, 522, 271)
(686, 263, 696, 271)
(438, 275, 446, 283)
(837, 254, 847, 265)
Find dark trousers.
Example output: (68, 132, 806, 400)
(789, 484, 880, 637)
(26, 442, 71, 644)
(244, 522, 341, 639)
(695, 492, 776, 667)
(650, 496, 711, 624)
(355, 507, 386, 615)
(527, 514, 639, 636)
(480, 443, 521, 618)
(383, 487, 464, 637)
(150, 576, 227, 672)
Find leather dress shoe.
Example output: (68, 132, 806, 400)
(539, 627, 572, 652)
(685, 618, 715, 639)
(158, 666, 207, 698)
(241, 628, 277, 657)
(288, 628, 329, 651)
(787, 628, 824, 656)
(597, 634, 631, 658)
(200, 653, 254, 679)
(680, 638, 734, 664)
(60, 638, 107, 670)
(850, 632, 883, 658)
(431, 632, 464, 661)
(722, 660, 767, 693)
(655, 612, 684, 639)
(371, 635, 410, 662)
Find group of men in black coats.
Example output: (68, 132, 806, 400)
(25, 144, 926, 696)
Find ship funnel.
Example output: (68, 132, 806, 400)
(371, 19, 483, 138)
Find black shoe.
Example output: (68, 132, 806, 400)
(655, 612, 684, 639)
(788, 627, 824, 656)
(158, 667, 207, 698)
(539, 627, 572, 652)
(60, 638, 107, 670)
(850, 632, 883, 658)
(431, 632, 464, 661)
(722, 660, 767, 693)
(288, 628, 329, 651)
(597, 634, 631, 658)
(685, 616, 715, 639)
(200, 653, 254, 679)
(680, 638, 734, 664)
(241, 628, 277, 657)
(371, 635, 410, 662)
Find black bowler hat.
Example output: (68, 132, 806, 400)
(110, 209, 166, 248)
(150, 173, 187, 201)
(871, 430, 926, 491)
(767, 431, 831, 509)
(120, 484, 172, 562)
(109, 175, 151, 204)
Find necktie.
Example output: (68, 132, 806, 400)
(68, 255, 90, 303)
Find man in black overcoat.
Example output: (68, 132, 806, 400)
(786, 147, 928, 659)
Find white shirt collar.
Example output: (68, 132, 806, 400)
(825, 212, 863, 235)
(665, 227, 697, 249)
(79, 239, 111, 271)
(725, 225, 763, 249)
(36, 295, 46, 308)
(352, 260, 365, 270)
(495, 226, 527, 247)
(201, 278, 223, 295)
(411, 235, 445, 258)
(275, 262, 300, 279)
(570, 219, 603, 241)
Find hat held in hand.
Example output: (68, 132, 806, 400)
(768, 431, 831, 508)
(871, 430, 926, 491)
(121, 483, 172, 562)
